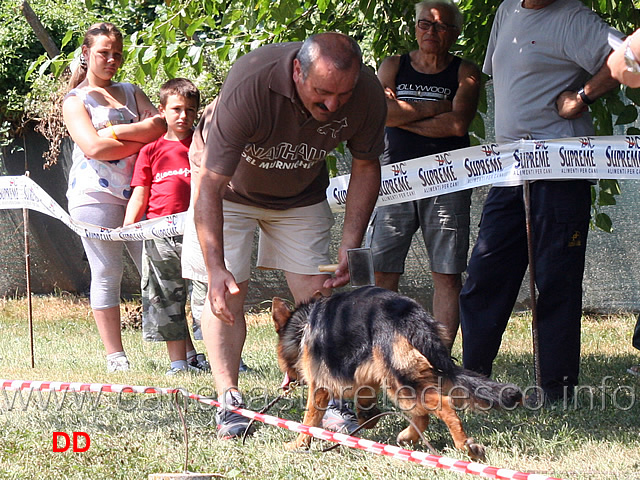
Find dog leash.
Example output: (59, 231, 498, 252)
(249, 381, 440, 457)
(320, 410, 439, 456)
(241, 380, 300, 445)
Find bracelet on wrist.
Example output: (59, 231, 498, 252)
(109, 125, 118, 140)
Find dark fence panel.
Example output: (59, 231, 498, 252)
(0, 127, 140, 298)
(1, 128, 639, 314)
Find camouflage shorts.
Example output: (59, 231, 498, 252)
(142, 236, 189, 342)
(189, 278, 207, 341)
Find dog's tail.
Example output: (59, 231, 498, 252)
(447, 367, 522, 411)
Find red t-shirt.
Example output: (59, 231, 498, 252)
(131, 134, 192, 218)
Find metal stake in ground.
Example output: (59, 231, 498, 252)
(147, 392, 222, 480)
(523, 180, 542, 391)
(23, 170, 34, 369)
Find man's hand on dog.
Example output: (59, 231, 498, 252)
(208, 269, 240, 324)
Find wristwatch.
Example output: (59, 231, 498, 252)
(625, 37, 640, 74)
(577, 87, 594, 105)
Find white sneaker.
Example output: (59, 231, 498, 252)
(106, 356, 130, 373)
(321, 400, 359, 434)
(166, 365, 201, 376)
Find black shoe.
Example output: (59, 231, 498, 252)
(238, 358, 250, 373)
(189, 353, 211, 372)
(524, 389, 573, 409)
(215, 390, 254, 439)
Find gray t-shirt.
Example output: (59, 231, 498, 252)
(193, 42, 386, 210)
(484, 0, 620, 144)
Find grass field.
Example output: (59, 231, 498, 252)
(1, 293, 640, 480)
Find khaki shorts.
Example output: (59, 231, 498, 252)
(182, 199, 334, 284)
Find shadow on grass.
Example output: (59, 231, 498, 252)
(236, 350, 640, 456)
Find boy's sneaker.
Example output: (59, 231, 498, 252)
(215, 390, 253, 440)
(106, 356, 130, 373)
(321, 400, 359, 434)
(189, 353, 211, 372)
(238, 357, 250, 373)
(166, 365, 201, 376)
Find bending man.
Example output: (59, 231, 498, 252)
(182, 32, 386, 438)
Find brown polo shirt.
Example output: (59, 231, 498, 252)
(191, 42, 386, 210)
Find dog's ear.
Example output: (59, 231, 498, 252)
(311, 290, 326, 300)
(271, 297, 291, 333)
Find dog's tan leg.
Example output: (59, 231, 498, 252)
(431, 394, 486, 461)
(285, 384, 330, 451)
(387, 383, 430, 445)
(396, 414, 429, 445)
(355, 392, 382, 429)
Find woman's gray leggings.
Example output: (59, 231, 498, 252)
(71, 203, 142, 310)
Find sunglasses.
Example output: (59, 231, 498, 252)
(416, 19, 456, 33)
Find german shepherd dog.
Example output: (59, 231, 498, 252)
(271, 286, 522, 460)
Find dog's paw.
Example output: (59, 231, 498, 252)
(284, 441, 300, 451)
(284, 435, 311, 451)
(396, 426, 421, 446)
(464, 438, 486, 461)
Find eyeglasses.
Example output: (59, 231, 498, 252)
(416, 19, 455, 33)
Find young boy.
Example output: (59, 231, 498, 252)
(124, 78, 209, 375)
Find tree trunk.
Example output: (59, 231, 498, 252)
(20, 1, 60, 59)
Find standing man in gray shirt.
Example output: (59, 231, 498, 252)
(459, 0, 620, 404)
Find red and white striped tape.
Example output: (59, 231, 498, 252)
(1, 379, 564, 480)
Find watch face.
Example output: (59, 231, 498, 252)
(625, 42, 640, 74)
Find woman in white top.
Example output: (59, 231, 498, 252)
(63, 22, 166, 372)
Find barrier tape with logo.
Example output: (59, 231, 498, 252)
(2, 135, 639, 241)
(1, 378, 564, 480)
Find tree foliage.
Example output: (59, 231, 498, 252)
(18, 0, 640, 128)
(0, 0, 87, 147)
(9, 0, 640, 229)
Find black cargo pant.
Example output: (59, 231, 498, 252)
(460, 180, 591, 399)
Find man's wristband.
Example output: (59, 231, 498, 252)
(625, 37, 640, 73)
(577, 87, 595, 105)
